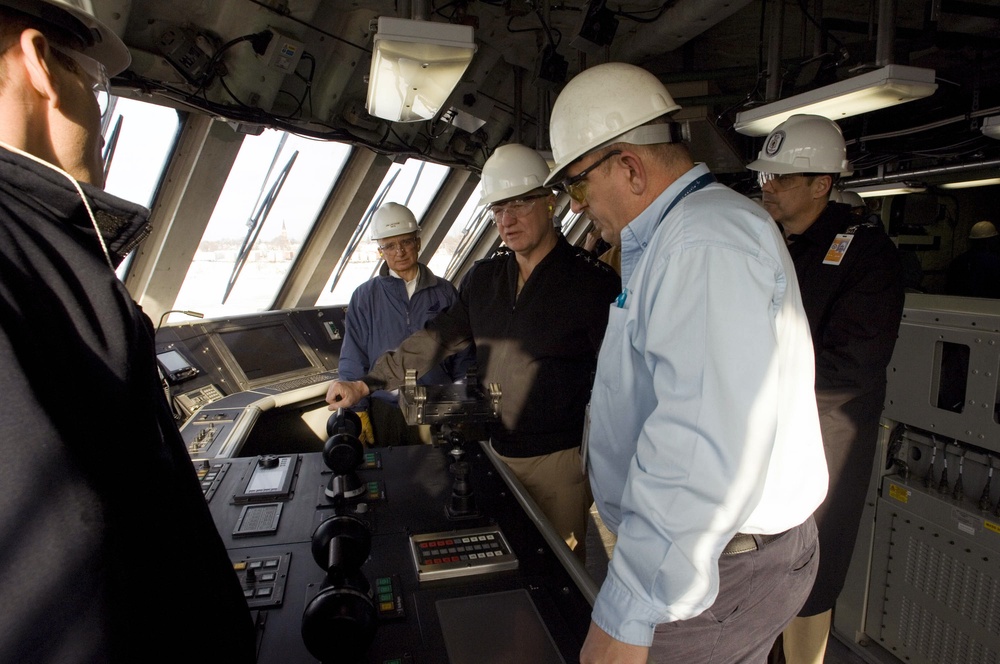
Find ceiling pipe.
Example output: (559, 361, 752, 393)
(513, 67, 523, 146)
(410, 0, 429, 21)
(613, 0, 754, 63)
(765, 0, 785, 102)
(842, 158, 1000, 187)
(875, 0, 898, 66)
(813, 0, 825, 58)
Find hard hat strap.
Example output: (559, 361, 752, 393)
(592, 122, 685, 154)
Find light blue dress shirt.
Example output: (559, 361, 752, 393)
(587, 163, 828, 646)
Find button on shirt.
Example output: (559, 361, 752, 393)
(587, 163, 828, 646)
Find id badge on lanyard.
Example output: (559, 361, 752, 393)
(823, 233, 854, 265)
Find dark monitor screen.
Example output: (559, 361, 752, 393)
(217, 323, 313, 383)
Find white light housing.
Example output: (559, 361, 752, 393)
(982, 116, 1000, 140)
(734, 65, 938, 136)
(366, 17, 477, 123)
(846, 182, 927, 198)
(939, 177, 1000, 190)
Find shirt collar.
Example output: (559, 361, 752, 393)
(619, 163, 711, 285)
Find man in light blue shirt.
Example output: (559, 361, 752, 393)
(546, 62, 829, 663)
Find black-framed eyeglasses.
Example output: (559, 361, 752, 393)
(378, 236, 419, 253)
(555, 150, 622, 204)
(487, 193, 549, 223)
(50, 44, 111, 120)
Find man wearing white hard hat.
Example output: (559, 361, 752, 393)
(328, 143, 620, 559)
(747, 114, 905, 663)
(0, 1, 255, 660)
(338, 202, 471, 445)
(546, 62, 827, 663)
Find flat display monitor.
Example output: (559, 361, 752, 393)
(215, 320, 318, 389)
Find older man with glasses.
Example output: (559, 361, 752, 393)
(0, 0, 255, 662)
(546, 63, 828, 664)
(328, 143, 620, 560)
(339, 202, 472, 446)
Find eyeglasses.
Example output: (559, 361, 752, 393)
(757, 172, 825, 191)
(378, 237, 419, 253)
(555, 150, 622, 204)
(50, 45, 111, 120)
(487, 194, 549, 223)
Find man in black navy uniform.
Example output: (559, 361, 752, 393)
(748, 114, 905, 664)
(0, 1, 255, 661)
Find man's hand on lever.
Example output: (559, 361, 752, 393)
(325, 380, 370, 410)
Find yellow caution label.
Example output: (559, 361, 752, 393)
(888, 483, 909, 503)
(985, 521, 1000, 535)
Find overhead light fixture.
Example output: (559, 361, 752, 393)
(940, 177, 1000, 190)
(366, 17, 477, 123)
(734, 65, 938, 136)
(846, 182, 927, 198)
(982, 116, 1000, 140)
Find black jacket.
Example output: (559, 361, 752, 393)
(0, 147, 255, 663)
(786, 202, 905, 614)
(365, 235, 621, 457)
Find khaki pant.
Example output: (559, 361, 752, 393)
(495, 446, 592, 562)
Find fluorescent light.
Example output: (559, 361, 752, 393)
(940, 177, 1000, 190)
(366, 17, 477, 123)
(846, 182, 927, 198)
(982, 116, 1000, 140)
(734, 65, 938, 136)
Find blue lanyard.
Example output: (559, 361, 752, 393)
(662, 172, 717, 219)
(618, 172, 717, 309)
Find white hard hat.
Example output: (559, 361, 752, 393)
(831, 189, 865, 208)
(370, 202, 420, 241)
(746, 114, 853, 176)
(2, 0, 131, 75)
(478, 144, 551, 207)
(969, 220, 999, 239)
(545, 62, 682, 185)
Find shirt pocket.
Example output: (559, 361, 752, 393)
(595, 304, 628, 392)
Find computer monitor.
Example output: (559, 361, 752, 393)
(213, 319, 322, 390)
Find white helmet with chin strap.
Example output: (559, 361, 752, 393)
(2, 0, 131, 75)
(747, 114, 853, 176)
(545, 62, 683, 186)
(478, 144, 552, 207)
(370, 202, 420, 241)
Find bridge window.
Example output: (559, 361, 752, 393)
(103, 97, 181, 280)
(430, 195, 491, 282)
(173, 130, 351, 318)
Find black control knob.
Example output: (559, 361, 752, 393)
(258, 454, 279, 469)
(303, 514, 378, 662)
(301, 570, 377, 663)
(326, 408, 363, 439)
(323, 433, 363, 475)
(322, 431, 365, 501)
(310, 514, 371, 572)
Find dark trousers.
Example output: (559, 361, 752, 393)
(650, 516, 819, 663)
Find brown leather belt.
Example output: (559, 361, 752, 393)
(722, 530, 789, 556)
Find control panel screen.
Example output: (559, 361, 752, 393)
(217, 322, 314, 383)
(157, 348, 198, 383)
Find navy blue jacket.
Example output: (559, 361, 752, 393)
(339, 261, 471, 410)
